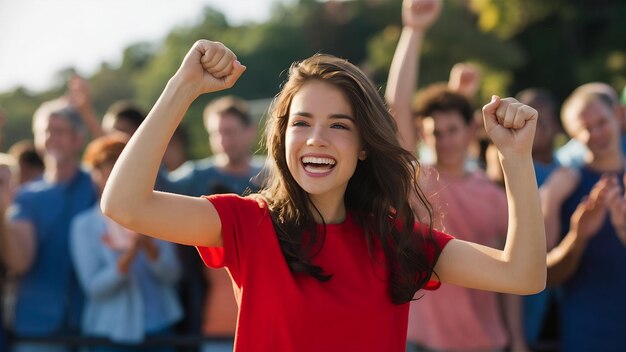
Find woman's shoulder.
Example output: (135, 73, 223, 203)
(203, 193, 270, 217)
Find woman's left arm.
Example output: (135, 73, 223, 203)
(435, 97, 546, 295)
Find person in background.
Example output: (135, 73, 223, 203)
(411, 86, 527, 352)
(8, 140, 44, 185)
(70, 133, 182, 352)
(3, 99, 97, 352)
(447, 63, 489, 171)
(555, 82, 625, 168)
(162, 125, 189, 172)
(101, 101, 145, 136)
(0, 153, 19, 352)
(542, 87, 626, 351)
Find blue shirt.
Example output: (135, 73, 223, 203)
(533, 159, 560, 186)
(559, 167, 626, 351)
(70, 205, 182, 343)
(156, 156, 263, 197)
(9, 169, 96, 335)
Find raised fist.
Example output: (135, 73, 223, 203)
(174, 40, 246, 98)
(448, 63, 481, 99)
(402, 0, 442, 31)
(482, 96, 538, 157)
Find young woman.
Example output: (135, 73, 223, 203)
(101, 40, 545, 351)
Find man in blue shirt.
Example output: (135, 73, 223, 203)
(2, 99, 97, 352)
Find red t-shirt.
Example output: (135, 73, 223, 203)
(197, 194, 453, 352)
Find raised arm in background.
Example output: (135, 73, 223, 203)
(67, 75, 105, 138)
(385, 0, 441, 153)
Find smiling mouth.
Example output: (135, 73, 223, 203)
(301, 156, 336, 173)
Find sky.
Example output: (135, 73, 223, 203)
(0, 0, 294, 93)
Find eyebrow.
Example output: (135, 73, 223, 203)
(290, 111, 355, 122)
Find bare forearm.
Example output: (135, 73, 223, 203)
(546, 230, 587, 286)
(385, 27, 424, 152)
(79, 107, 104, 138)
(501, 155, 546, 292)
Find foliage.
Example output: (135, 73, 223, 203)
(1, 0, 625, 157)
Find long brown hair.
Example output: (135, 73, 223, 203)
(258, 54, 437, 304)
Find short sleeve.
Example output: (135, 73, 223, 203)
(422, 227, 454, 291)
(195, 194, 267, 285)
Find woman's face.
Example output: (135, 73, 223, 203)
(285, 79, 366, 208)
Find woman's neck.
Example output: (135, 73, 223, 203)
(43, 158, 79, 183)
(434, 162, 467, 178)
(214, 154, 252, 175)
(308, 195, 346, 224)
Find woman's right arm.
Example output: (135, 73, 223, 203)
(101, 40, 246, 248)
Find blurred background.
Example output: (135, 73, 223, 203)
(1, 0, 625, 157)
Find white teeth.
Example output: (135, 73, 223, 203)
(304, 165, 332, 173)
(301, 156, 336, 165)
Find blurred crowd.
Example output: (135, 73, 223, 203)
(1, 0, 626, 351)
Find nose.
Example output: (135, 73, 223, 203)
(435, 131, 452, 147)
(306, 125, 329, 147)
(587, 126, 605, 145)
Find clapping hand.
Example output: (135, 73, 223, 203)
(570, 176, 613, 243)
